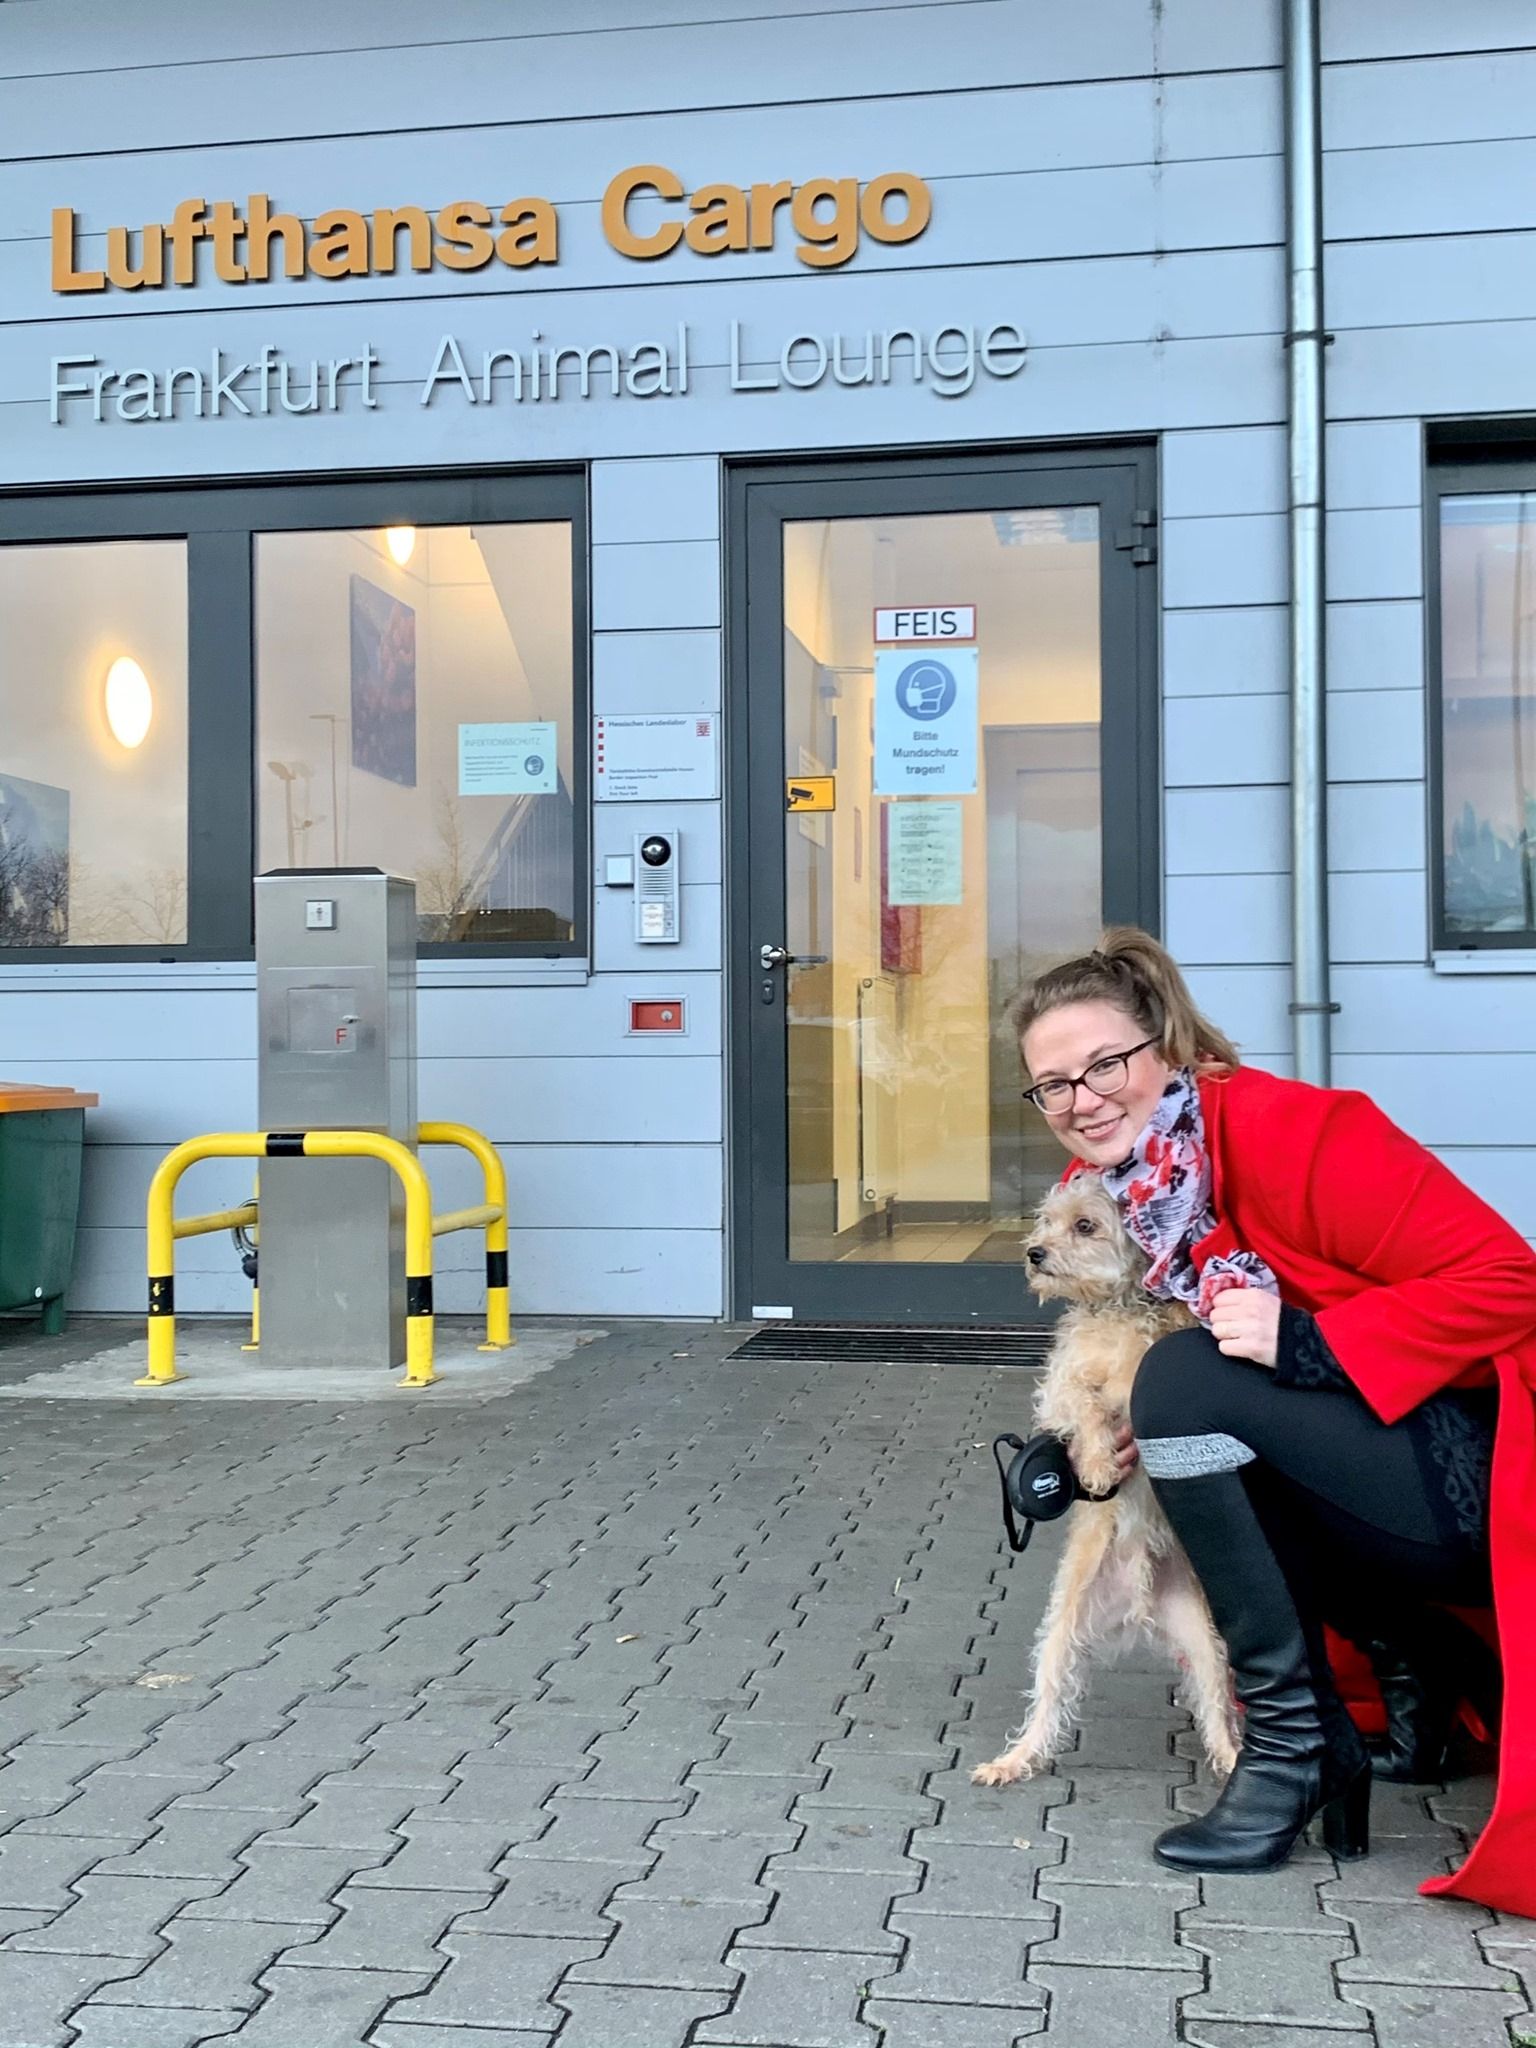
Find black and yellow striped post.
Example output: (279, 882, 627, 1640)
(141, 1130, 437, 1389)
(142, 1133, 267, 1387)
(420, 1121, 514, 1352)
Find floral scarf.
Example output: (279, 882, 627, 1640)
(1100, 1068, 1279, 1327)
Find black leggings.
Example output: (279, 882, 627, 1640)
(1128, 1329, 1492, 1628)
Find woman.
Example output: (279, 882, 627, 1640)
(1015, 926, 1536, 1915)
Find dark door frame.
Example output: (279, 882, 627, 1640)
(726, 442, 1161, 1325)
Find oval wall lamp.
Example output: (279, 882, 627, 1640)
(104, 655, 153, 749)
(384, 526, 416, 566)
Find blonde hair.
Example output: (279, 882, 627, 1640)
(1012, 926, 1240, 1074)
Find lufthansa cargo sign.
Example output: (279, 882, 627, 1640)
(51, 168, 933, 292)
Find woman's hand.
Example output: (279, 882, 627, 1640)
(1208, 1286, 1281, 1367)
(1111, 1423, 1139, 1485)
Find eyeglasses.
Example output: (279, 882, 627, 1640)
(1022, 1037, 1159, 1115)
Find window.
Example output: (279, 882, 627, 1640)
(0, 540, 188, 947)
(256, 522, 576, 945)
(1431, 456, 1536, 949)
(0, 475, 586, 961)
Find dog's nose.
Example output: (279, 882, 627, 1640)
(1025, 1246, 1048, 1268)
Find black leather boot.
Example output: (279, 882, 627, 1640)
(1145, 1467, 1370, 1873)
(1364, 1612, 1502, 1783)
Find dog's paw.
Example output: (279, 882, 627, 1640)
(971, 1755, 1036, 1787)
(1074, 1456, 1120, 1499)
(1208, 1734, 1240, 1781)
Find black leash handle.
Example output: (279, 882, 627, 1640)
(991, 1433, 1035, 1553)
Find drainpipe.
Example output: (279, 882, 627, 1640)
(1284, 0, 1335, 1083)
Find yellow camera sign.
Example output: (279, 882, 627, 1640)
(786, 776, 835, 813)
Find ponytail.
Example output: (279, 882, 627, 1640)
(1011, 926, 1239, 1074)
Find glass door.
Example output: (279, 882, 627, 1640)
(733, 454, 1157, 1325)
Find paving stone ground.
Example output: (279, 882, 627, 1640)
(0, 1315, 1520, 2048)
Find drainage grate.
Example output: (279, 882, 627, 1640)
(728, 1323, 1053, 1367)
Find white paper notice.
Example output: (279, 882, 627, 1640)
(458, 721, 558, 796)
(886, 801, 964, 905)
(594, 713, 718, 801)
(873, 647, 979, 795)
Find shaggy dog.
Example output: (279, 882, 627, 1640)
(972, 1175, 1239, 1785)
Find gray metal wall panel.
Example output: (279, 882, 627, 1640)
(0, 2, 1279, 149)
(1327, 603, 1425, 693)
(1325, 508, 1424, 602)
(1166, 789, 1289, 875)
(1325, 48, 1536, 148)
(1333, 967, 1536, 1055)
(1330, 233, 1536, 330)
(1167, 875, 1289, 965)
(1162, 607, 1288, 699)
(1164, 697, 1288, 785)
(1162, 428, 1288, 518)
(593, 542, 721, 632)
(1322, 2, 1536, 62)
(1327, 690, 1425, 782)
(1328, 140, 1536, 242)
(1333, 1056, 1536, 1150)
(1326, 421, 1423, 510)
(1330, 871, 1428, 964)
(1162, 514, 1289, 609)
(1183, 966, 1291, 1058)
(1328, 784, 1429, 873)
(0, 0, 967, 74)
(594, 631, 722, 717)
(592, 458, 720, 544)
(1329, 322, 1536, 420)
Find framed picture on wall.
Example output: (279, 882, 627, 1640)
(349, 575, 417, 788)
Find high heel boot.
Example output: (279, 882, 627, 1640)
(1145, 1467, 1370, 1873)
(1364, 1610, 1503, 1783)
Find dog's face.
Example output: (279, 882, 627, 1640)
(1023, 1175, 1146, 1306)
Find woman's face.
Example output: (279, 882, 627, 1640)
(1021, 999, 1174, 1168)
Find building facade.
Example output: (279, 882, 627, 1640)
(2, 1, 1534, 1325)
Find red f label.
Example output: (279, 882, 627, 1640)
(873, 605, 976, 643)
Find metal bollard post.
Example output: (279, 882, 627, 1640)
(419, 1122, 514, 1351)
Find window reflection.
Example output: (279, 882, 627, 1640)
(256, 523, 576, 945)
(1441, 492, 1536, 936)
(0, 539, 188, 948)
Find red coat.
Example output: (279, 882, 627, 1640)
(1194, 1063, 1536, 1916)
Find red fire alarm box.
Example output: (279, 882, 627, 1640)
(628, 999, 686, 1035)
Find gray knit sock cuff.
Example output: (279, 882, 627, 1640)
(1137, 1432, 1256, 1479)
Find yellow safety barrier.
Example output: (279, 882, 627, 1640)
(171, 1201, 257, 1243)
(419, 1121, 514, 1352)
(142, 1131, 436, 1391)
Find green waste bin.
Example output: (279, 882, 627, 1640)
(0, 1084, 97, 1335)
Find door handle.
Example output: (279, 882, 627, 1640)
(760, 943, 829, 970)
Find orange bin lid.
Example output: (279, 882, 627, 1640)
(0, 1082, 99, 1113)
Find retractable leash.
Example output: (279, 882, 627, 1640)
(992, 1432, 1119, 1554)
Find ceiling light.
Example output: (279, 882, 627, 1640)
(104, 656, 153, 749)
(384, 526, 416, 566)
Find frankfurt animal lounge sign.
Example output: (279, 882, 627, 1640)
(43, 170, 1028, 424)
